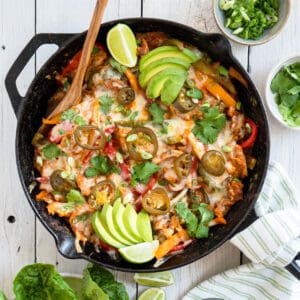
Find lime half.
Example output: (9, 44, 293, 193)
(107, 23, 137, 67)
(138, 288, 165, 300)
(134, 271, 174, 287)
(119, 240, 159, 264)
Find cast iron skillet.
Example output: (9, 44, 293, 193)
(4, 18, 299, 277)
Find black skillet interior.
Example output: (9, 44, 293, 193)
(13, 18, 269, 272)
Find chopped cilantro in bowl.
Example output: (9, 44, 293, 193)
(266, 55, 300, 129)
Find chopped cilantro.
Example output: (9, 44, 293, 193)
(60, 109, 76, 121)
(149, 103, 165, 124)
(42, 143, 65, 160)
(115, 105, 131, 117)
(175, 202, 214, 238)
(218, 65, 229, 76)
(109, 57, 127, 74)
(99, 95, 113, 115)
(131, 162, 160, 185)
(192, 103, 226, 144)
(84, 155, 119, 178)
(84, 167, 100, 178)
(92, 46, 99, 55)
(129, 111, 138, 121)
(66, 189, 85, 205)
(73, 115, 87, 125)
(186, 88, 203, 99)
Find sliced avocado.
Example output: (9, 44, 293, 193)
(112, 199, 141, 244)
(123, 204, 143, 242)
(182, 48, 201, 63)
(161, 75, 186, 105)
(143, 57, 190, 73)
(146, 68, 187, 99)
(92, 211, 125, 249)
(100, 203, 133, 246)
(139, 63, 186, 88)
(140, 46, 196, 71)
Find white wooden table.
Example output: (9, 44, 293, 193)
(1, 1, 299, 299)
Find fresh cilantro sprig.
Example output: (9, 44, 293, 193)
(149, 103, 166, 124)
(60, 109, 87, 125)
(131, 162, 160, 185)
(42, 143, 65, 160)
(66, 189, 85, 205)
(192, 103, 226, 144)
(85, 155, 120, 178)
(99, 95, 113, 115)
(175, 202, 214, 238)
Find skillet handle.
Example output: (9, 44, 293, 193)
(5, 33, 74, 117)
(238, 210, 300, 279)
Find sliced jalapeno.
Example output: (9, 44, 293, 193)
(74, 125, 106, 150)
(142, 187, 170, 215)
(201, 150, 225, 176)
(88, 180, 116, 209)
(117, 87, 135, 105)
(173, 90, 196, 113)
(126, 126, 158, 161)
(189, 188, 209, 205)
(50, 170, 77, 194)
(174, 153, 192, 178)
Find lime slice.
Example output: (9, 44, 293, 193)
(137, 210, 153, 242)
(119, 240, 159, 264)
(134, 271, 174, 287)
(138, 288, 165, 300)
(107, 23, 137, 67)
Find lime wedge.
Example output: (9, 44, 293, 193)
(107, 23, 137, 67)
(137, 210, 153, 242)
(134, 271, 174, 287)
(138, 288, 165, 300)
(119, 240, 159, 264)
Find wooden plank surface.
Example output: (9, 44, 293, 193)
(1, 0, 299, 299)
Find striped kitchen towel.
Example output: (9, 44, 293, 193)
(184, 162, 300, 300)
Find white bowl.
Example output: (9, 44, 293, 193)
(265, 54, 300, 130)
(213, 0, 291, 46)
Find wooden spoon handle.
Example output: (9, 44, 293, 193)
(47, 0, 108, 119)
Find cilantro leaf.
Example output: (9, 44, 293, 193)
(42, 143, 65, 160)
(131, 162, 160, 185)
(186, 88, 203, 99)
(91, 155, 110, 174)
(192, 104, 226, 144)
(99, 95, 113, 115)
(73, 115, 87, 125)
(60, 109, 76, 121)
(175, 202, 198, 235)
(149, 103, 166, 124)
(66, 189, 85, 205)
(84, 167, 100, 178)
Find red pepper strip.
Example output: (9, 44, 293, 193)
(61, 43, 104, 76)
(240, 118, 258, 149)
(120, 162, 131, 181)
(104, 140, 117, 161)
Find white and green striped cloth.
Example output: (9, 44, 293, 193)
(184, 162, 300, 300)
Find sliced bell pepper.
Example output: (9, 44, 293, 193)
(240, 118, 258, 148)
(206, 81, 236, 107)
(125, 69, 140, 93)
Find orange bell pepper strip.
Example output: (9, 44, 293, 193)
(125, 69, 140, 93)
(36, 190, 50, 200)
(229, 67, 248, 88)
(42, 113, 61, 125)
(206, 81, 237, 107)
(155, 229, 190, 259)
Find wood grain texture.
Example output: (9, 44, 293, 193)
(0, 1, 36, 299)
(1, 0, 299, 299)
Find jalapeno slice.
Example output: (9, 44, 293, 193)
(189, 188, 209, 205)
(201, 150, 225, 176)
(173, 90, 196, 113)
(74, 125, 106, 150)
(117, 87, 135, 105)
(126, 126, 158, 161)
(142, 187, 170, 215)
(174, 153, 192, 178)
(88, 180, 116, 209)
(50, 170, 77, 194)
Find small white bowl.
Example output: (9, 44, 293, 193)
(213, 0, 291, 46)
(265, 54, 300, 130)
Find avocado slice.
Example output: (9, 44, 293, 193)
(112, 199, 141, 244)
(123, 204, 143, 242)
(146, 68, 187, 99)
(140, 46, 200, 71)
(161, 75, 186, 105)
(100, 204, 133, 246)
(139, 63, 186, 88)
(92, 211, 125, 249)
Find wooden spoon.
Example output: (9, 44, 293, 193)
(40, 0, 108, 129)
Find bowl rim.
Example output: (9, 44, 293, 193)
(212, 0, 291, 46)
(265, 53, 300, 130)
